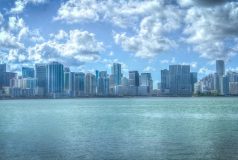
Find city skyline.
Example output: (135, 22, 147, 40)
(1, 0, 238, 84)
(1, 59, 238, 98)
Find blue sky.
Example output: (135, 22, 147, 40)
(0, 0, 238, 83)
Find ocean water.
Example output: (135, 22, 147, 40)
(0, 97, 238, 160)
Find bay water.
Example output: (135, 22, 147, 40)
(0, 97, 238, 160)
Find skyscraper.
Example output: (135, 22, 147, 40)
(161, 69, 170, 94)
(2, 72, 17, 87)
(64, 69, 70, 95)
(75, 72, 85, 96)
(22, 67, 35, 78)
(129, 71, 140, 86)
(169, 65, 192, 96)
(190, 72, 197, 93)
(128, 71, 139, 96)
(85, 73, 96, 96)
(216, 60, 225, 76)
(111, 63, 122, 86)
(140, 73, 153, 95)
(35, 64, 47, 96)
(47, 62, 64, 96)
(0, 64, 6, 89)
(98, 71, 109, 96)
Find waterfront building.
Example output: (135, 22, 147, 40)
(190, 72, 197, 93)
(35, 64, 47, 96)
(129, 71, 139, 96)
(0, 64, 6, 89)
(216, 60, 225, 76)
(64, 70, 70, 96)
(85, 73, 96, 96)
(140, 73, 153, 95)
(114, 85, 128, 96)
(169, 65, 192, 96)
(161, 69, 170, 94)
(22, 67, 35, 78)
(95, 70, 99, 94)
(98, 71, 109, 96)
(121, 77, 129, 86)
(227, 71, 238, 82)
(220, 75, 229, 95)
(70, 72, 76, 97)
(64, 71, 76, 97)
(47, 62, 64, 97)
(229, 82, 238, 95)
(129, 71, 139, 86)
(75, 72, 85, 96)
(111, 63, 122, 86)
(2, 72, 17, 87)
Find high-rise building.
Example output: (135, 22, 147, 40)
(85, 73, 96, 96)
(215, 60, 225, 95)
(216, 60, 225, 76)
(222, 75, 229, 95)
(169, 65, 192, 96)
(22, 67, 35, 78)
(70, 72, 76, 97)
(121, 77, 129, 86)
(129, 71, 140, 86)
(3, 72, 17, 87)
(47, 62, 64, 96)
(111, 63, 122, 86)
(64, 70, 70, 95)
(35, 64, 47, 96)
(0, 64, 6, 89)
(75, 72, 85, 96)
(140, 73, 153, 95)
(64, 70, 76, 97)
(128, 71, 139, 96)
(190, 72, 197, 93)
(161, 69, 170, 94)
(98, 71, 109, 96)
(229, 82, 238, 95)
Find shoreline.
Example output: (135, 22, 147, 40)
(0, 95, 237, 101)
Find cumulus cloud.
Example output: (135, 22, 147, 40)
(182, 61, 197, 68)
(178, 0, 227, 7)
(10, 0, 47, 14)
(55, 0, 182, 59)
(55, 0, 163, 27)
(113, 8, 180, 58)
(143, 66, 156, 72)
(182, 1, 238, 60)
(0, 28, 24, 49)
(198, 67, 213, 75)
(28, 29, 104, 66)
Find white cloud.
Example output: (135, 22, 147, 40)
(113, 8, 180, 58)
(54, 0, 100, 23)
(178, 0, 227, 7)
(52, 29, 68, 41)
(28, 29, 104, 66)
(55, 0, 164, 28)
(182, 1, 238, 60)
(8, 17, 25, 31)
(10, 0, 48, 14)
(143, 66, 156, 72)
(198, 67, 213, 75)
(0, 28, 24, 49)
(56, 0, 182, 59)
(182, 61, 197, 68)
(160, 57, 176, 64)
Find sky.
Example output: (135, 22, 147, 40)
(0, 0, 238, 83)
